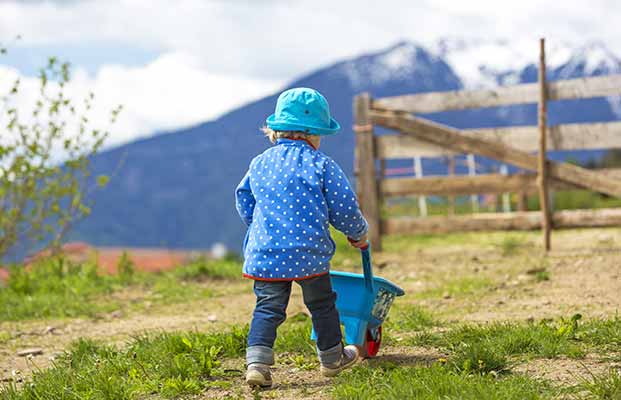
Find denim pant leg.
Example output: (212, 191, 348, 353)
(246, 280, 292, 365)
(298, 274, 343, 364)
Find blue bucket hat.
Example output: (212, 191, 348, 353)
(266, 87, 340, 136)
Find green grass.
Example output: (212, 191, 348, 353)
(495, 235, 527, 256)
(3, 312, 620, 399)
(0, 327, 248, 400)
(332, 363, 558, 400)
(579, 316, 621, 356)
(406, 317, 588, 374)
(172, 256, 242, 281)
(386, 303, 439, 332)
(0, 255, 243, 321)
(577, 368, 621, 400)
(274, 318, 316, 356)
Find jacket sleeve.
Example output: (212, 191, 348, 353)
(235, 170, 255, 226)
(322, 158, 368, 240)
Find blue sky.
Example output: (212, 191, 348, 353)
(1, 0, 620, 148)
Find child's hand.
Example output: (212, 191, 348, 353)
(347, 235, 368, 249)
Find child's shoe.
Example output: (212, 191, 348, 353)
(320, 345, 359, 377)
(245, 363, 272, 387)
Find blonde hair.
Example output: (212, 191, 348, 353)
(261, 127, 313, 144)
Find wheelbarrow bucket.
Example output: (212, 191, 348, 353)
(311, 244, 404, 357)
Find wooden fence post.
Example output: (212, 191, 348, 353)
(448, 156, 456, 216)
(538, 38, 552, 251)
(517, 191, 528, 211)
(354, 93, 382, 251)
(500, 164, 511, 213)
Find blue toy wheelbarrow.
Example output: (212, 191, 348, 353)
(312, 244, 405, 358)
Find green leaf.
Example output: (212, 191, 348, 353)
(96, 175, 110, 187)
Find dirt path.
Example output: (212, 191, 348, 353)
(2, 228, 620, 397)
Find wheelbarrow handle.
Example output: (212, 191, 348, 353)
(360, 242, 375, 293)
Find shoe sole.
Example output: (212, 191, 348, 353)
(246, 370, 272, 387)
(320, 355, 359, 377)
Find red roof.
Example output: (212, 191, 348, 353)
(22, 242, 208, 275)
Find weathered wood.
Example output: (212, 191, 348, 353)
(354, 93, 381, 251)
(538, 38, 552, 251)
(375, 121, 621, 159)
(381, 174, 536, 197)
(447, 156, 456, 216)
(467, 154, 479, 213)
(372, 74, 621, 113)
(369, 110, 621, 198)
(382, 208, 621, 235)
(500, 164, 511, 213)
(372, 83, 539, 113)
(550, 74, 621, 100)
(381, 169, 621, 197)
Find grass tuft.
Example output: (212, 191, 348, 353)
(332, 363, 557, 400)
(387, 304, 438, 332)
(496, 236, 525, 256)
(577, 368, 621, 400)
(408, 318, 586, 362)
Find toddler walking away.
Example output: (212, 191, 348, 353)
(235, 87, 369, 387)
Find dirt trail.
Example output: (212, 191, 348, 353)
(2, 228, 620, 397)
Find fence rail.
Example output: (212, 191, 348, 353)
(376, 121, 621, 159)
(372, 74, 621, 113)
(381, 208, 621, 235)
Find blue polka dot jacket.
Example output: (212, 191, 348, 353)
(235, 138, 368, 281)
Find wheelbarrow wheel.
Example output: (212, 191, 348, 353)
(360, 325, 382, 359)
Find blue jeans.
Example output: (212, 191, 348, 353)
(246, 273, 343, 366)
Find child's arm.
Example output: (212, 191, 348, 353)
(235, 170, 255, 226)
(322, 158, 368, 241)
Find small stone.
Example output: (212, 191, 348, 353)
(17, 348, 43, 357)
(43, 326, 56, 335)
(207, 314, 217, 322)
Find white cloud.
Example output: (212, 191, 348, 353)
(1, 51, 280, 148)
(3, 0, 615, 81)
(2, 0, 621, 146)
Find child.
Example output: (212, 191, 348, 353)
(235, 87, 369, 387)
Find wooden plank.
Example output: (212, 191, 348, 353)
(369, 110, 621, 197)
(372, 83, 539, 113)
(372, 74, 621, 113)
(354, 93, 382, 251)
(538, 38, 552, 251)
(381, 169, 621, 198)
(382, 208, 621, 235)
(381, 174, 537, 197)
(375, 121, 621, 159)
(550, 74, 621, 100)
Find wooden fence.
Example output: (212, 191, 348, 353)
(354, 39, 621, 251)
